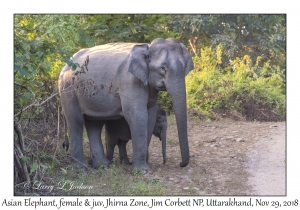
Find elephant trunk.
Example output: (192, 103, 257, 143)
(167, 77, 189, 167)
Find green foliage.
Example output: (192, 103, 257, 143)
(186, 46, 286, 121)
(82, 14, 172, 44)
(14, 15, 79, 123)
(14, 15, 76, 77)
(157, 92, 173, 113)
(169, 14, 286, 73)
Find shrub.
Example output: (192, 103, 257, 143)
(185, 46, 286, 121)
(157, 92, 173, 114)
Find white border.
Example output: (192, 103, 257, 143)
(2, 0, 299, 209)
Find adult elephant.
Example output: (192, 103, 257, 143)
(58, 38, 194, 172)
(105, 108, 167, 165)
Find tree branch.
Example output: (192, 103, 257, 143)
(188, 37, 199, 56)
(188, 39, 197, 56)
(14, 82, 35, 97)
(14, 93, 59, 118)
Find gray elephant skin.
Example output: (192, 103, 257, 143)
(58, 38, 194, 171)
(105, 108, 167, 165)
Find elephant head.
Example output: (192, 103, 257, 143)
(129, 38, 194, 167)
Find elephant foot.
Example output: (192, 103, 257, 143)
(106, 155, 113, 162)
(73, 159, 89, 169)
(132, 162, 151, 174)
(120, 158, 132, 165)
(147, 162, 152, 169)
(91, 156, 111, 169)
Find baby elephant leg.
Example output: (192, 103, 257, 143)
(117, 140, 131, 164)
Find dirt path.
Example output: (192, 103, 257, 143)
(246, 122, 286, 195)
(145, 117, 286, 195)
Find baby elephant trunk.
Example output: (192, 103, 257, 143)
(153, 108, 167, 164)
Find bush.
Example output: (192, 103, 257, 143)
(157, 92, 173, 114)
(185, 46, 286, 121)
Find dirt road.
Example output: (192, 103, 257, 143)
(246, 122, 286, 195)
(146, 117, 286, 195)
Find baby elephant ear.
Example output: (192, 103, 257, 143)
(180, 43, 194, 75)
(129, 44, 149, 86)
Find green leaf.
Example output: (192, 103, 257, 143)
(30, 163, 39, 174)
(71, 64, 77, 70)
(66, 60, 72, 66)
(60, 168, 67, 174)
(20, 156, 30, 164)
(18, 66, 29, 76)
(86, 40, 94, 47)
(39, 62, 49, 72)
(36, 51, 44, 58)
(24, 92, 33, 100)
(40, 164, 49, 169)
(14, 64, 21, 72)
(24, 53, 30, 60)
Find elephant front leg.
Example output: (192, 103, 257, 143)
(125, 113, 150, 172)
(84, 119, 111, 168)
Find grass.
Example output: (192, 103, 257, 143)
(15, 160, 168, 196)
(166, 137, 177, 145)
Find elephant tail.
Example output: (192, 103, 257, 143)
(62, 116, 69, 151)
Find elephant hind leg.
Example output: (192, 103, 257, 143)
(84, 119, 111, 168)
(62, 103, 88, 168)
(117, 140, 131, 165)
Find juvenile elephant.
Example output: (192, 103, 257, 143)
(58, 38, 194, 172)
(105, 108, 167, 164)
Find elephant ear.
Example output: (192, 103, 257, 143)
(180, 43, 194, 75)
(128, 44, 149, 86)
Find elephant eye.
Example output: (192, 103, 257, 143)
(160, 65, 167, 75)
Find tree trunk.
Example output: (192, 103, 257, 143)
(14, 122, 30, 184)
(188, 37, 199, 56)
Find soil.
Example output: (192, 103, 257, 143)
(140, 116, 286, 195)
